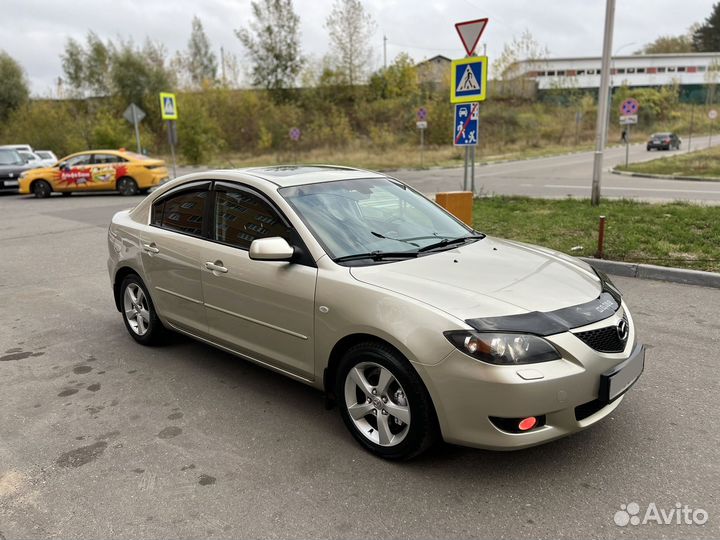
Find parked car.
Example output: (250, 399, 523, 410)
(108, 166, 645, 460)
(647, 132, 681, 151)
(0, 144, 34, 153)
(34, 150, 58, 167)
(18, 149, 169, 198)
(0, 148, 33, 192)
(17, 150, 44, 168)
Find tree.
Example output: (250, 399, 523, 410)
(60, 32, 112, 97)
(0, 51, 29, 122)
(235, 0, 304, 92)
(325, 0, 376, 86)
(637, 34, 694, 54)
(492, 29, 549, 80)
(186, 16, 217, 88)
(368, 53, 419, 99)
(693, 2, 720, 52)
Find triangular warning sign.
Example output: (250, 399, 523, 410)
(456, 65, 480, 92)
(164, 97, 175, 116)
(455, 18, 488, 56)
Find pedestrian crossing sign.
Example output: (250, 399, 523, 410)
(159, 92, 178, 120)
(450, 56, 488, 103)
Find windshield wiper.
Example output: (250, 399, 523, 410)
(371, 231, 420, 247)
(333, 251, 420, 263)
(417, 233, 485, 253)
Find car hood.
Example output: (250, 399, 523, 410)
(349, 237, 602, 322)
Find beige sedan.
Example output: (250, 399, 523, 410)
(107, 166, 645, 460)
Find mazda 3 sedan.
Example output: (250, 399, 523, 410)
(107, 166, 645, 460)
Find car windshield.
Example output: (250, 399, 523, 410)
(0, 149, 24, 166)
(36, 151, 52, 159)
(279, 177, 476, 262)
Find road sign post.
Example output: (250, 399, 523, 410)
(451, 17, 489, 195)
(417, 107, 428, 167)
(619, 98, 639, 168)
(160, 92, 178, 178)
(123, 103, 146, 154)
(709, 109, 717, 149)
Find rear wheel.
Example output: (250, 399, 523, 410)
(32, 180, 52, 198)
(120, 274, 166, 345)
(335, 342, 438, 460)
(117, 176, 139, 196)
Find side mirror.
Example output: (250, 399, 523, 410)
(59, 163, 68, 170)
(249, 237, 294, 261)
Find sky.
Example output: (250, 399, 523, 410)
(1, 0, 714, 96)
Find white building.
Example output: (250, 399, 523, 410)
(507, 53, 720, 91)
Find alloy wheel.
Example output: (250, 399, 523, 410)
(343, 361, 411, 447)
(123, 283, 150, 336)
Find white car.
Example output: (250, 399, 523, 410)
(17, 150, 44, 169)
(34, 150, 58, 167)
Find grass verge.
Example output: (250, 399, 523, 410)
(616, 145, 720, 179)
(473, 196, 720, 272)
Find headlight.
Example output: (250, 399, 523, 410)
(444, 331, 561, 365)
(20, 172, 28, 179)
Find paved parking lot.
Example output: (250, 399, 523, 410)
(1, 191, 719, 539)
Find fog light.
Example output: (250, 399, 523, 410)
(518, 416, 537, 431)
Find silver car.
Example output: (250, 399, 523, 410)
(108, 166, 645, 460)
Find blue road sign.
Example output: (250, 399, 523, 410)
(451, 56, 488, 103)
(454, 103, 479, 146)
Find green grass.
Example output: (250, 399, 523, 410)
(617, 145, 720, 179)
(473, 196, 720, 272)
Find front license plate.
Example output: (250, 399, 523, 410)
(599, 345, 645, 402)
(3, 180, 19, 187)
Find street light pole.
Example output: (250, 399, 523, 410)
(591, 0, 616, 206)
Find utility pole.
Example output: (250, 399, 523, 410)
(383, 35, 387, 69)
(591, 0, 616, 206)
(220, 46, 226, 84)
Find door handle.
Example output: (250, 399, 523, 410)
(204, 261, 228, 273)
(142, 243, 160, 254)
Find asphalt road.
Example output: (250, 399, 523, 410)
(177, 135, 720, 204)
(1, 193, 719, 539)
(393, 135, 720, 203)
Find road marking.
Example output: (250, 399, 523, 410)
(545, 184, 720, 195)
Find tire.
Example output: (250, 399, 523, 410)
(117, 176, 139, 196)
(335, 342, 439, 460)
(32, 180, 52, 198)
(120, 274, 166, 345)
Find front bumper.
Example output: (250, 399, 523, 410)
(414, 306, 644, 450)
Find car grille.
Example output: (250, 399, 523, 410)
(573, 315, 628, 353)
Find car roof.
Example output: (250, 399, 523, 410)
(237, 165, 387, 187)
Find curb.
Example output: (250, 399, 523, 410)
(580, 257, 720, 289)
(611, 168, 720, 182)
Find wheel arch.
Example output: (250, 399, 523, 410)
(29, 178, 52, 191)
(113, 266, 141, 311)
(323, 333, 415, 401)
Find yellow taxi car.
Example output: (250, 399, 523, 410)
(19, 149, 169, 198)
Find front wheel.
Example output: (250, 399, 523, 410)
(336, 342, 438, 460)
(32, 180, 52, 198)
(117, 176, 139, 196)
(120, 274, 166, 345)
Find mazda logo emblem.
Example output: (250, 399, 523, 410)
(616, 319, 629, 342)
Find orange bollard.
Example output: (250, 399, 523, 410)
(435, 191, 474, 226)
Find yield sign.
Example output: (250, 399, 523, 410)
(455, 18, 488, 56)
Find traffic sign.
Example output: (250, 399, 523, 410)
(454, 103, 479, 146)
(454, 18, 488, 56)
(709, 109, 718, 120)
(619, 98, 639, 117)
(417, 107, 428, 122)
(416, 121, 427, 129)
(451, 56, 488, 103)
(159, 92, 178, 120)
(289, 127, 301, 141)
(123, 103, 145, 124)
(619, 115, 638, 125)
